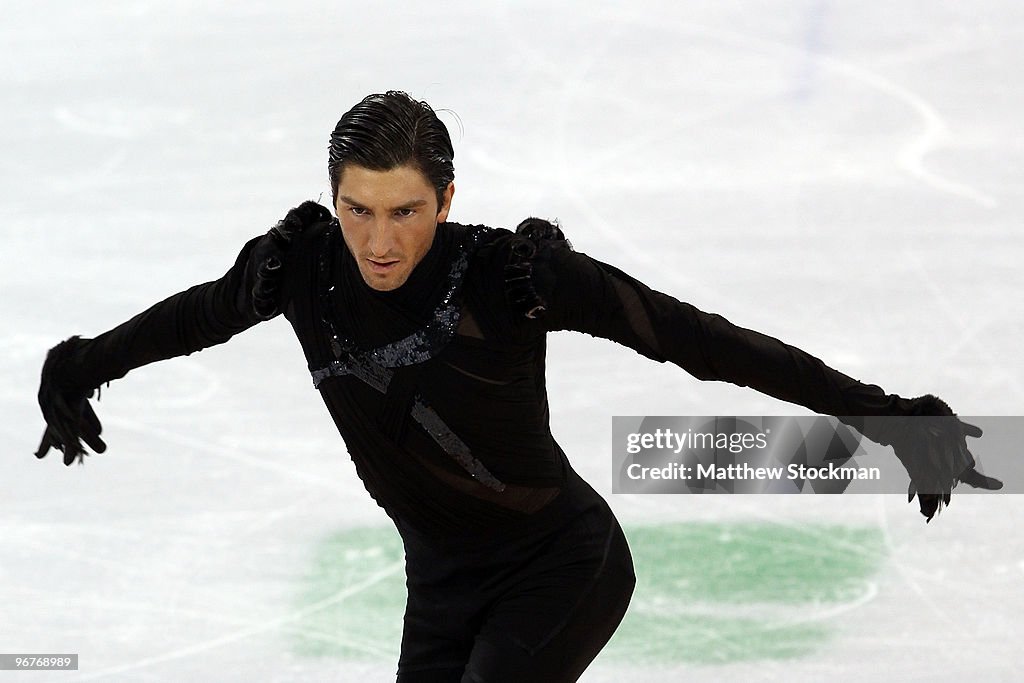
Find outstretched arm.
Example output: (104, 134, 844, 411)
(73, 235, 269, 384)
(536, 242, 903, 418)
(34, 200, 332, 464)
(511, 223, 999, 520)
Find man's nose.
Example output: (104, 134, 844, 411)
(367, 219, 396, 257)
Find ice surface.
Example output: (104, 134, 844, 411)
(2, 1, 1021, 681)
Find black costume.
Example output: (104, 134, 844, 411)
(46, 216, 944, 681)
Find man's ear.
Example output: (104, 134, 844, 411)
(436, 181, 455, 222)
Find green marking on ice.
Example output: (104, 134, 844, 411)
(628, 522, 885, 604)
(291, 526, 406, 661)
(604, 522, 886, 664)
(290, 522, 886, 665)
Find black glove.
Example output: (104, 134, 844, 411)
(250, 200, 333, 320)
(34, 335, 107, 466)
(872, 395, 1002, 522)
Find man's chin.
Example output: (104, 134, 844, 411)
(359, 267, 409, 291)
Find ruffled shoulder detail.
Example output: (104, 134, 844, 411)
(503, 217, 573, 319)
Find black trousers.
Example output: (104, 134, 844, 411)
(394, 475, 636, 683)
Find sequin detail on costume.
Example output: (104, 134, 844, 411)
(315, 223, 488, 370)
(311, 352, 505, 492)
(311, 355, 392, 393)
(411, 397, 506, 492)
(310, 221, 506, 493)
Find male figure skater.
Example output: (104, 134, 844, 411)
(34, 90, 1000, 682)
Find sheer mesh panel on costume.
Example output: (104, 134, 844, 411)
(449, 307, 515, 384)
(409, 454, 561, 514)
(456, 307, 485, 339)
(406, 304, 561, 514)
(610, 275, 661, 357)
(442, 361, 514, 385)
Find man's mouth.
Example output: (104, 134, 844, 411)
(368, 259, 399, 273)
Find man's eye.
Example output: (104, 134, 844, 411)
(350, 207, 368, 216)
(396, 208, 415, 217)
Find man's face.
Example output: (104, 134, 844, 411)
(334, 163, 455, 291)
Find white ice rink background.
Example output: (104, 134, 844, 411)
(1, 1, 1022, 681)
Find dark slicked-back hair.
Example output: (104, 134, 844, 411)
(328, 90, 455, 212)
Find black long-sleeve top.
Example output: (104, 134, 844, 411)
(66, 218, 912, 543)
